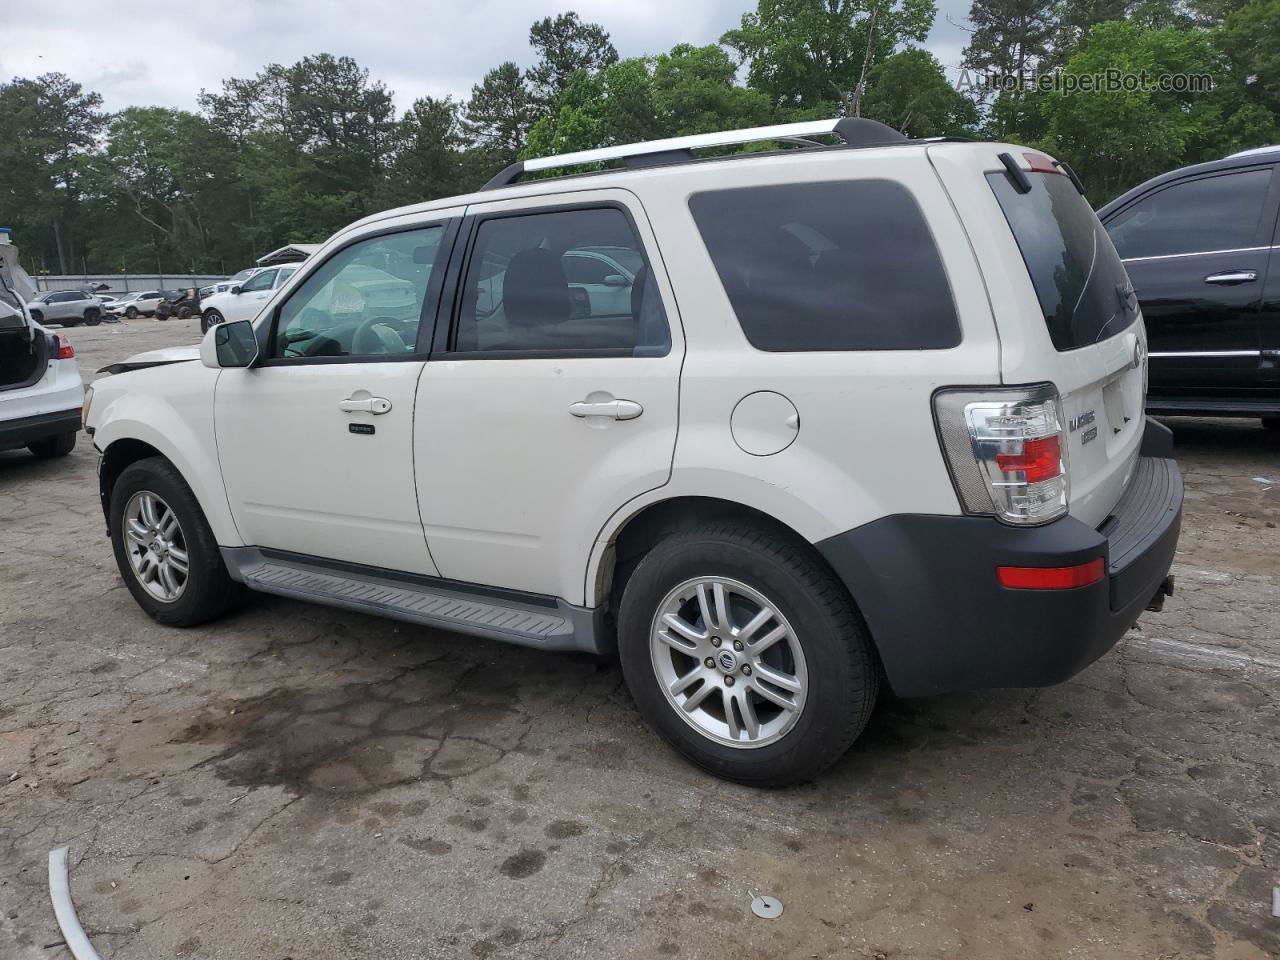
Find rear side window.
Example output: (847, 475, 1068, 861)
(988, 170, 1137, 352)
(688, 180, 960, 352)
(1105, 169, 1272, 259)
(454, 206, 670, 356)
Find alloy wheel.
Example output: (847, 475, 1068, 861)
(649, 576, 808, 749)
(123, 491, 190, 603)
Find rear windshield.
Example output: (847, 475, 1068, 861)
(987, 170, 1136, 351)
(688, 180, 961, 352)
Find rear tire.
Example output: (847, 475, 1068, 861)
(28, 432, 76, 459)
(109, 457, 244, 626)
(617, 521, 879, 786)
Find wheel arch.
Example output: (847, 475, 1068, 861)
(94, 394, 242, 547)
(590, 495, 847, 616)
(99, 438, 165, 532)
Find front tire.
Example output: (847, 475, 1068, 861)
(28, 432, 76, 459)
(109, 457, 243, 626)
(200, 310, 224, 335)
(83, 308, 101, 326)
(125, 306, 138, 319)
(617, 522, 879, 786)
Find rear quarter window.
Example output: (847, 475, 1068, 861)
(987, 169, 1137, 351)
(688, 180, 961, 352)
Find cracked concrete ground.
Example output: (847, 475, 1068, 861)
(2, 315, 1279, 959)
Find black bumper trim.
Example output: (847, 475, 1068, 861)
(817, 456, 1183, 697)
(0, 409, 82, 448)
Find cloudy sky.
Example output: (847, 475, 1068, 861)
(0, 0, 973, 113)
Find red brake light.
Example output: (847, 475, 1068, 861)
(995, 434, 1061, 484)
(55, 334, 75, 360)
(997, 558, 1105, 590)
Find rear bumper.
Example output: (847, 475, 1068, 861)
(0, 408, 82, 449)
(818, 451, 1182, 697)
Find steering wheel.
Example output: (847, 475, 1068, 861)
(351, 317, 410, 355)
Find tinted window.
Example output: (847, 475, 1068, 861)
(274, 227, 443, 359)
(241, 269, 277, 293)
(988, 170, 1137, 351)
(688, 181, 960, 352)
(276, 266, 297, 287)
(454, 207, 670, 356)
(1105, 170, 1272, 259)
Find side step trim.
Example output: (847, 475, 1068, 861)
(220, 547, 609, 655)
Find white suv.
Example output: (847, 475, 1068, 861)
(85, 120, 1182, 784)
(1, 245, 84, 458)
(200, 265, 298, 333)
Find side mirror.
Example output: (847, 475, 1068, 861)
(603, 274, 630, 288)
(230, 286, 242, 295)
(201, 319, 258, 369)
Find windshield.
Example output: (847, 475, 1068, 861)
(987, 169, 1137, 351)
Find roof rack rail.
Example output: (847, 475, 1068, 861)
(482, 117, 908, 190)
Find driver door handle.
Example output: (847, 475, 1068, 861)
(568, 398, 643, 420)
(1204, 270, 1257, 285)
(339, 396, 392, 414)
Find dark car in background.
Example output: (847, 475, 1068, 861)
(1098, 146, 1280, 429)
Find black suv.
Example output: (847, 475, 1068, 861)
(1098, 146, 1280, 428)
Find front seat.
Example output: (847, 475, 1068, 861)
(494, 248, 571, 350)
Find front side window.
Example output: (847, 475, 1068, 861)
(454, 207, 670, 356)
(273, 226, 444, 359)
(688, 180, 961, 352)
(241, 269, 277, 293)
(1106, 169, 1272, 259)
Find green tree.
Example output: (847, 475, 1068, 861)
(464, 62, 536, 165)
(1218, 0, 1280, 123)
(102, 108, 241, 271)
(385, 96, 466, 206)
(527, 12, 618, 110)
(862, 49, 979, 136)
(0, 73, 106, 273)
(652, 44, 772, 134)
(1035, 21, 1278, 199)
(722, 0, 936, 110)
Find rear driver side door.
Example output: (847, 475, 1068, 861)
(414, 190, 684, 603)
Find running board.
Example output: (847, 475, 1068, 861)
(220, 547, 607, 655)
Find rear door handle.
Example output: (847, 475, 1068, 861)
(1204, 270, 1257, 285)
(568, 399, 643, 420)
(339, 396, 392, 414)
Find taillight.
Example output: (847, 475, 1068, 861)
(54, 333, 75, 359)
(933, 383, 1069, 525)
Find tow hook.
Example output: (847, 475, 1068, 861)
(1146, 575, 1175, 612)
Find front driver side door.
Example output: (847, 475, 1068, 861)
(224, 268, 279, 324)
(214, 215, 461, 574)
